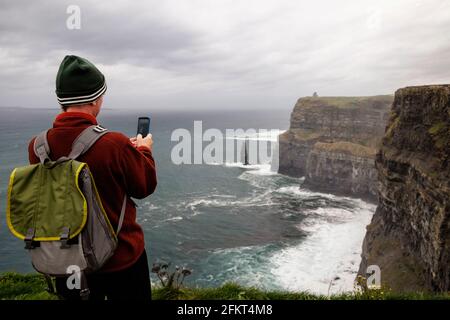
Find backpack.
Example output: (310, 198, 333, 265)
(6, 124, 126, 299)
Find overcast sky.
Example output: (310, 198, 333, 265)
(1, 0, 450, 110)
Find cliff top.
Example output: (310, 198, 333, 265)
(2, 272, 450, 300)
(384, 84, 450, 178)
(396, 84, 450, 92)
(296, 95, 393, 110)
(286, 94, 393, 148)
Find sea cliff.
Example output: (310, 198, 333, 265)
(279, 95, 393, 201)
(358, 85, 450, 292)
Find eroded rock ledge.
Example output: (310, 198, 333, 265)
(278, 95, 393, 201)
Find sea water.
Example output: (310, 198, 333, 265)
(0, 107, 374, 295)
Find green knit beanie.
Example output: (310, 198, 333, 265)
(55, 55, 107, 106)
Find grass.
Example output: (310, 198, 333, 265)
(298, 95, 393, 109)
(288, 129, 323, 141)
(1, 273, 450, 300)
(0, 272, 58, 300)
(428, 121, 450, 150)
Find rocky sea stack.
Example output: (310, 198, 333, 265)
(278, 95, 393, 201)
(359, 85, 450, 292)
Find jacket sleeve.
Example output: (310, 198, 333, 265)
(119, 142, 157, 199)
(28, 137, 40, 164)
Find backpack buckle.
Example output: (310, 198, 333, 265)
(93, 125, 107, 133)
(80, 288, 90, 300)
(24, 228, 36, 250)
(60, 227, 71, 249)
(80, 271, 90, 300)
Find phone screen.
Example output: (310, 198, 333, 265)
(137, 117, 151, 137)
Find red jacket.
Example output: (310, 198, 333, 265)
(28, 112, 157, 272)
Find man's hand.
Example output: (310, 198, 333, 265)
(130, 134, 153, 152)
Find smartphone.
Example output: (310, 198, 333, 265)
(137, 117, 151, 137)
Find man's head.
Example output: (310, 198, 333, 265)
(55, 55, 106, 116)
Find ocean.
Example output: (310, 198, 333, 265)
(0, 107, 375, 295)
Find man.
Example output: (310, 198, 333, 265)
(27, 55, 157, 300)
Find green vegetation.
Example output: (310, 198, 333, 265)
(384, 112, 400, 141)
(1, 272, 450, 300)
(289, 129, 323, 141)
(299, 95, 394, 109)
(428, 122, 447, 135)
(0, 272, 58, 300)
(428, 121, 450, 150)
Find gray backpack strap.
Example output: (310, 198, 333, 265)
(33, 124, 108, 164)
(68, 124, 109, 160)
(33, 130, 51, 164)
(70, 125, 128, 235)
(116, 194, 127, 234)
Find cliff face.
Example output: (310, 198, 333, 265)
(359, 85, 450, 292)
(279, 96, 392, 200)
(305, 142, 378, 198)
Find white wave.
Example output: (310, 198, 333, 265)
(229, 163, 278, 176)
(204, 161, 222, 166)
(142, 201, 160, 210)
(269, 203, 375, 295)
(224, 162, 263, 169)
(237, 171, 276, 189)
(164, 216, 183, 222)
(247, 164, 278, 176)
(307, 207, 355, 218)
(296, 206, 369, 234)
(178, 175, 375, 294)
(275, 186, 374, 210)
(182, 190, 274, 216)
(203, 245, 278, 289)
(209, 194, 237, 198)
(185, 198, 225, 210)
(276, 186, 340, 200)
(209, 162, 278, 177)
(148, 204, 160, 210)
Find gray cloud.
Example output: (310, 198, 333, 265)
(1, 0, 450, 110)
